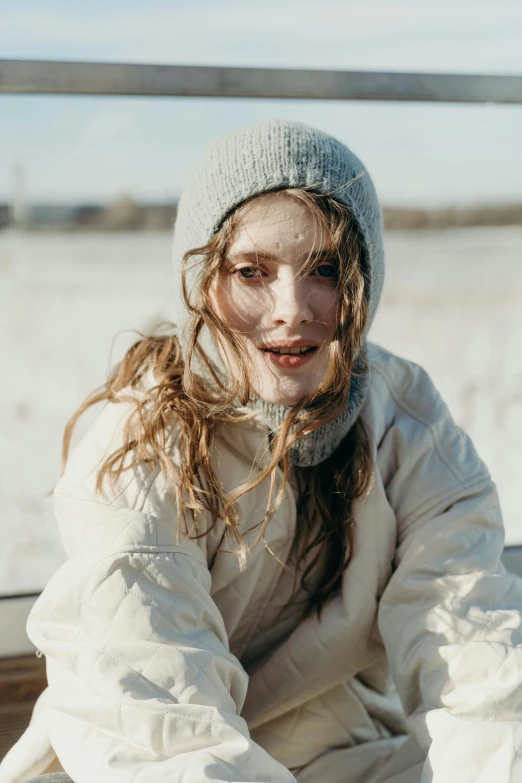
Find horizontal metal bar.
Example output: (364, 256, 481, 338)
(1, 59, 522, 104)
(0, 592, 41, 601)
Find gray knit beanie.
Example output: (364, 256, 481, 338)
(172, 118, 385, 466)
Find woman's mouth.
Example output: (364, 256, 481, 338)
(259, 346, 318, 369)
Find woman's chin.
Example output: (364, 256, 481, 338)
(256, 386, 314, 407)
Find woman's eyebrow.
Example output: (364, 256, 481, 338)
(227, 250, 278, 262)
(227, 249, 331, 262)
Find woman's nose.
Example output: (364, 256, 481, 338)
(270, 277, 313, 326)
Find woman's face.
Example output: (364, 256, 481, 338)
(208, 193, 341, 405)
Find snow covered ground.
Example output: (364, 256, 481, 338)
(1, 226, 522, 594)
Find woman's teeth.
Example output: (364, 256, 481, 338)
(265, 346, 315, 355)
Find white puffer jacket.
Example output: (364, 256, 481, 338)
(2, 344, 522, 783)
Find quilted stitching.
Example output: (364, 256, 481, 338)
(83, 557, 239, 699)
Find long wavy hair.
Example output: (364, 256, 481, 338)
(60, 188, 374, 619)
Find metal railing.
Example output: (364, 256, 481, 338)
(1, 59, 522, 103)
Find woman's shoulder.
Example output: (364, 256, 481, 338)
(364, 343, 448, 427)
(52, 384, 191, 558)
(362, 343, 490, 504)
(56, 385, 165, 502)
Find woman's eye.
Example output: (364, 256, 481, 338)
(313, 264, 337, 279)
(236, 266, 261, 279)
(233, 264, 337, 281)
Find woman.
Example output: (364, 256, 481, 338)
(2, 119, 521, 783)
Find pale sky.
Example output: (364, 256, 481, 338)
(1, 0, 522, 206)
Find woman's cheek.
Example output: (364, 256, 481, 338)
(309, 286, 339, 325)
(325, 290, 341, 326)
(229, 287, 265, 325)
(222, 292, 261, 332)
(209, 279, 252, 330)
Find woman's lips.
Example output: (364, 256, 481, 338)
(260, 346, 318, 369)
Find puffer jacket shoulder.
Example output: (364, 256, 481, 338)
(364, 343, 491, 511)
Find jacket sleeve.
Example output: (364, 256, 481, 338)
(376, 375, 522, 782)
(26, 404, 296, 783)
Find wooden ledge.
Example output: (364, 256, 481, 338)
(0, 654, 47, 702)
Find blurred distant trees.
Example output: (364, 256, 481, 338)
(1, 197, 522, 231)
(383, 204, 522, 230)
(73, 194, 177, 231)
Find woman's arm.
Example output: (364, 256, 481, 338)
(25, 401, 296, 783)
(376, 365, 522, 782)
